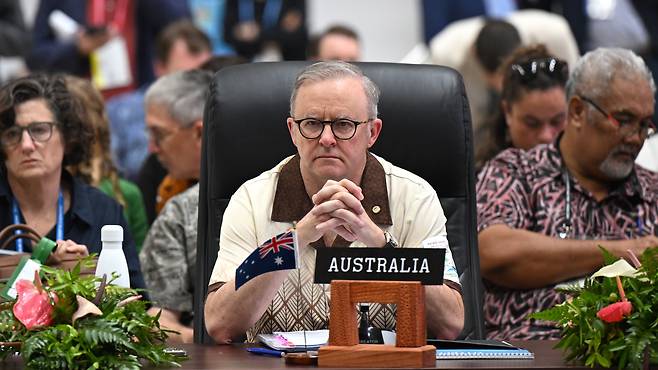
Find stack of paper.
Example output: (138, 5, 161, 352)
(431, 339, 534, 360)
(258, 330, 329, 352)
(258, 329, 397, 352)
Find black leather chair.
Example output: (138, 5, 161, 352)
(194, 62, 484, 344)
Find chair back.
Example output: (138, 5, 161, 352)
(194, 62, 484, 343)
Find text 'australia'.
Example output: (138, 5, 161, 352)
(327, 257, 430, 274)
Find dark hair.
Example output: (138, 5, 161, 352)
(475, 44, 568, 170)
(307, 25, 360, 60)
(322, 25, 359, 42)
(199, 55, 248, 73)
(154, 19, 212, 64)
(0, 74, 94, 166)
(475, 19, 521, 74)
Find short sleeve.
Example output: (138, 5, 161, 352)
(208, 184, 260, 286)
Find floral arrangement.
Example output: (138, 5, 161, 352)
(530, 247, 658, 369)
(0, 257, 184, 369)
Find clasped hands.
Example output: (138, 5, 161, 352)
(296, 179, 386, 248)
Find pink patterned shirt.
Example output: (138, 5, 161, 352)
(476, 140, 658, 340)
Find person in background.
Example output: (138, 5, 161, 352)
(27, 0, 189, 96)
(430, 10, 579, 143)
(0, 74, 146, 290)
(477, 48, 658, 340)
(0, 0, 31, 57)
(312, 25, 360, 62)
(224, 0, 307, 61)
(65, 75, 148, 252)
(143, 70, 212, 216)
(476, 45, 568, 171)
(432, 19, 521, 137)
(139, 56, 247, 343)
(107, 19, 212, 184)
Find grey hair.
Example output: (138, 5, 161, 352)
(145, 69, 214, 127)
(289, 61, 380, 119)
(566, 47, 656, 101)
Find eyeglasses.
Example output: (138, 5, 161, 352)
(146, 126, 179, 147)
(1, 122, 57, 148)
(293, 117, 371, 140)
(511, 58, 568, 84)
(579, 96, 656, 138)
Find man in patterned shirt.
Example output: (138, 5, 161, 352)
(477, 47, 658, 340)
(204, 61, 464, 343)
(140, 184, 199, 343)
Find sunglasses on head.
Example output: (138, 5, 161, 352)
(511, 58, 568, 83)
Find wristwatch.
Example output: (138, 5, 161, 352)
(383, 231, 398, 248)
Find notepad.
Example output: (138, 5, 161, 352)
(435, 348, 534, 360)
(258, 329, 397, 352)
(258, 330, 329, 352)
(430, 339, 534, 360)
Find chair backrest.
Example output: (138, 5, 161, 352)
(194, 62, 484, 343)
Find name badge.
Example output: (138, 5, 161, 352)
(90, 36, 133, 90)
(314, 247, 445, 285)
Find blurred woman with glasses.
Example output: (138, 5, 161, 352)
(65, 76, 148, 252)
(476, 44, 569, 171)
(0, 74, 147, 291)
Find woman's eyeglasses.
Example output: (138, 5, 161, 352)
(1, 122, 57, 148)
(511, 58, 568, 84)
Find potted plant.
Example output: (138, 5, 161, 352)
(0, 257, 185, 369)
(531, 247, 658, 369)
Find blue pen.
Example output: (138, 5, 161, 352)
(246, 347, 284, 357)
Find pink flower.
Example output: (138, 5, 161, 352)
(597, 301, 632, 323)
(12, 279, 56, 330)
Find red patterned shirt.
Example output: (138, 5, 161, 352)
(476, 140, 658, 340)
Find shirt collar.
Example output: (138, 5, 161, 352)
(0, 170, 94, 228)
(271, 152, 392, 246)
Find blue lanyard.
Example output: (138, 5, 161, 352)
(238, 0, 283, 29)
(12, 191, 64, 252)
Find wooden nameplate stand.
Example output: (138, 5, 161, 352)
(318, 280, 436, 368)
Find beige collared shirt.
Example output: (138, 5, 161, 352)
(209, 153, 460, 341)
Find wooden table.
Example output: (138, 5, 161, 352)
(164, 341, 596, 369)
(3, 341, 654, 369)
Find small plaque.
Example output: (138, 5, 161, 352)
(314, 247, 444, 285)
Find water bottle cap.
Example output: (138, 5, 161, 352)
(101, 225, 123, 242)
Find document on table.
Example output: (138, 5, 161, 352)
(258, 329, 396, 352)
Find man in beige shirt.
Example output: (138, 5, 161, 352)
(204, 61, 464, 343)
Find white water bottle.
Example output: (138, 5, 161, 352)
(95, 225, 130, 288)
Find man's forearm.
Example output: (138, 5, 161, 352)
(479, 225, 636, 289)
(204, 270, 289, 343)
(425, 285, 464, 339)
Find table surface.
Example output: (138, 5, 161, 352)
(3, 340, 653, 369)
(157, 341, 593, 370)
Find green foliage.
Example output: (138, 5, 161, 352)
(530, 247, 658, 369)
(0, 256, 184, 369)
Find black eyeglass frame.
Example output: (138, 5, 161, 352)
(0, 121, 59, 148)
(579, 95, 656, 138)
(292, 117, 371, 140)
